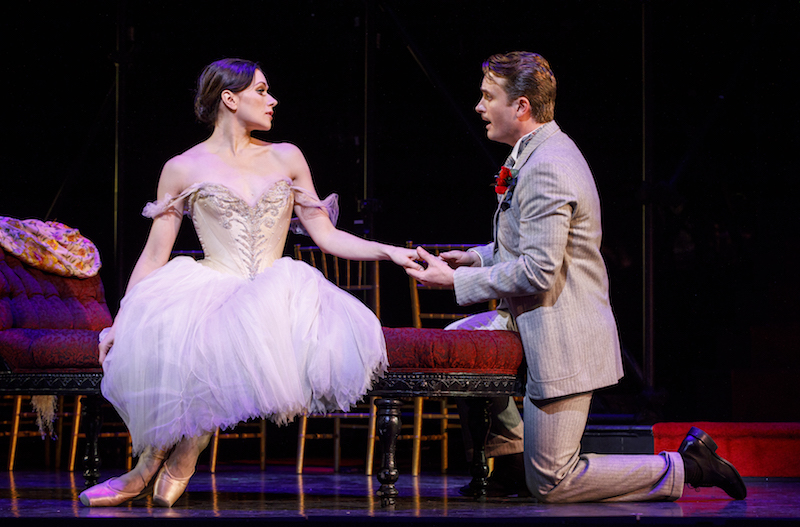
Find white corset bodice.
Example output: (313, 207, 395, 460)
(143, 180, 336, 279)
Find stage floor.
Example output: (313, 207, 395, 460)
(1, 467, 798, 525)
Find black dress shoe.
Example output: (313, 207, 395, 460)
(678, 426, 747, 500)
(458, 476, 531, 498)
(459, 453, 530, 498)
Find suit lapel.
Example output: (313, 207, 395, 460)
(492, 121, 561, 254)
(512, 121, 561, 170)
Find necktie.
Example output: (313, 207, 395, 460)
(511, 133, 534, 167)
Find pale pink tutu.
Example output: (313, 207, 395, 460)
(101, 255, 386, 454)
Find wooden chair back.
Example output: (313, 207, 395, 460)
(293, 244, 381, 319)
(292, 244, 381, 474)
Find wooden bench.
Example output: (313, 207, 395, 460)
(372, 327, 525, 507)
(0, 249, 111, 484)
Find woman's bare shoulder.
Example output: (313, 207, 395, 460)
(267, 141, 303, 158)
(266, 142, 307, 175)
(164, 142, 219, 177)
(167, 143, 210, 169)
(156, 144, 210, 192)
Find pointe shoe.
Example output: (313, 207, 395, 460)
(79, 446, 167, 507)
(79, 478, 146, 507)
(152, 463, 194, 507)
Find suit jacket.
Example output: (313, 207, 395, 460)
(453, 121, 623, 400)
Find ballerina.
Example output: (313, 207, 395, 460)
(79, 58, 418, 507)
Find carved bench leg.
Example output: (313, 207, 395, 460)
(82, 394, 103, 487)
(375, 397, 401, 507)
(465, 397, 492, 501)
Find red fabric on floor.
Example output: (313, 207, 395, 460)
(653, 422, 800, 477)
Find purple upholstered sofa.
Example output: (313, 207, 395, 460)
(0, 248, 112, 483)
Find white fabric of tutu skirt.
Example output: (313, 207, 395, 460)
(102, 256, 386, 454)
(101, 181, 387, 455)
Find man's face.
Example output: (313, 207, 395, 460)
(475, 74, 521, 146)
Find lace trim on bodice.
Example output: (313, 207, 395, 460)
(141, 180, 339, 227)
(194, 182, 292, 278)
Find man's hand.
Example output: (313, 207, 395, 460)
(406, 247, 456, 287)
(439, 250, 480, 269)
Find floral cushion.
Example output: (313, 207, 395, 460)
(383, 327, 523, 375)
(0, 217, 101, 278)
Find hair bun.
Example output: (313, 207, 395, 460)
(193, 58, 262, 126)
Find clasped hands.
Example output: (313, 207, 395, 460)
(405, 247, 480, 287)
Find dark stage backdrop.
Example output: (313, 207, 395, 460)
(3, 1, 798, 422)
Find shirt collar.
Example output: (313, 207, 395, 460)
(509, 124, 545, 163)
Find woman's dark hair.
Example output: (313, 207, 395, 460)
(194, 58, 262, 126)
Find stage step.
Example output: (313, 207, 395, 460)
(581, 425, 654, 455)
(653, 422, 800, 477)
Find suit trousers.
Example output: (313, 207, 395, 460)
(447, 310, 524, 460)
(449, 311, 685, 502)
(524, 392, 684, 502)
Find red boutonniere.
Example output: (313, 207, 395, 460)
(494, 166, 517, 194)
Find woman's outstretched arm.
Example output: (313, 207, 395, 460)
(284, 143, 419, 269)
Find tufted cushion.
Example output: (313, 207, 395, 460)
(383, 327, 524, 374)
(0, 250, 111, 371)
(0, 329, 102, 370)
(0, 251, 111, 331)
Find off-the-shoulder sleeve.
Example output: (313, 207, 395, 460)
(141, 186, 197, 219)
(290, 186, 339, 235)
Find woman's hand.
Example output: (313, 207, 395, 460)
(98, 325, 116, 366)
(387, 246, 423, 270)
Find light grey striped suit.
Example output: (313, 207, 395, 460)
(452, 121, 684, 502)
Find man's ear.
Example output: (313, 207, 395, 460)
(221, 90, 237, 112)
(515, 96, 532, 119)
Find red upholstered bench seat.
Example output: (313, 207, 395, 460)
(371, 327, 525, 507)
(373, 328, 525, 400)
(0, 329, 103, 371)
(383, 327, 524, 374)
